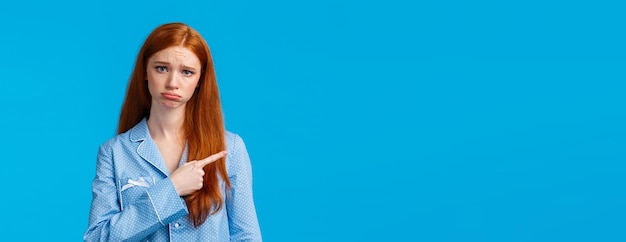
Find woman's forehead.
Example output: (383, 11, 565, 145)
(149, 46, 201, 67)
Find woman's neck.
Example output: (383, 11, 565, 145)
(147, 104, 186, 143)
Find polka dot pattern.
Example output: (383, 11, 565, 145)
(84, 118, 262, 241)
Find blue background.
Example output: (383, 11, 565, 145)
(1, 0, 624, 241)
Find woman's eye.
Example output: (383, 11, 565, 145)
(156, 66, 167, 72)
(183, 70, 194, 76)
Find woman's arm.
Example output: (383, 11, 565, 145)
(83, 142, 188, 241)
(226, 133, 263, 241)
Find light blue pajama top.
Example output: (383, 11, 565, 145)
(84, 118, 262, 241)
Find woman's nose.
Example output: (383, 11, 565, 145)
(165, 73, 179, 89)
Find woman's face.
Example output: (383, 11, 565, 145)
(146, 46, 202, 109)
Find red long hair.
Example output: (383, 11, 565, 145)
(117, 22, 230, 227)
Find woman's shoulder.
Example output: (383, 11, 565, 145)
(225, 130, 241, 141)
(225, 130, 246, 150)
(224, 130, 252, 174)
(98, 120, 145, 150)
(98, 130, 132, 150)
(224, 130, 251, 158)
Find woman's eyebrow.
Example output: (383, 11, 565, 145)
(152, 61, 197, 71)
(181, 65, 198, 71)
(152, 61, 170, 65)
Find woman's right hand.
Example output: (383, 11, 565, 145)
(170, 150, 227, 196)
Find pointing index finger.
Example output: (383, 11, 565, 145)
(196, 150, 227, 168)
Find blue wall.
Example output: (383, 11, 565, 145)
(1, 0, 624, 241)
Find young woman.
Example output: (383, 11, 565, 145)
(84, 22, 262, 241)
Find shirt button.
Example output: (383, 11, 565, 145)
(174, 223, 180, 228)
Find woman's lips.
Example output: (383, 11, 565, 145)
(162, 93, 181, 101)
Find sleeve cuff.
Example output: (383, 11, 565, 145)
(147, 178, 188, 225)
